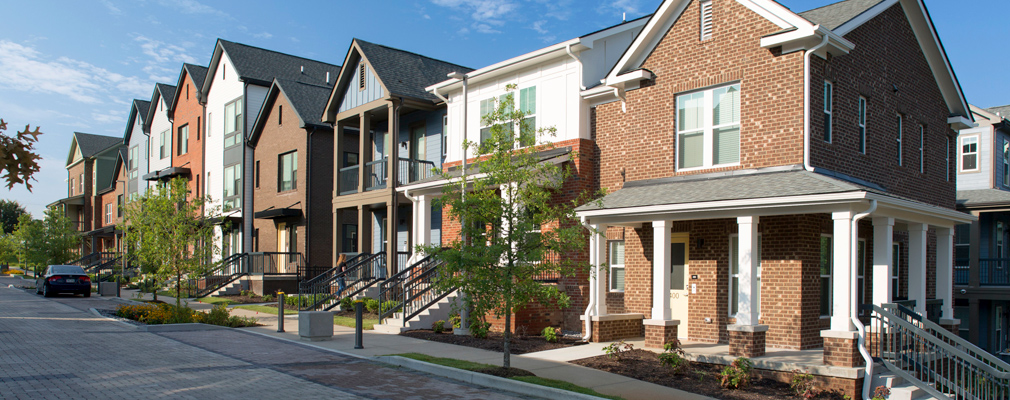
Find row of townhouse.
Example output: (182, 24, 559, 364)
(47, 0, 1010, 396)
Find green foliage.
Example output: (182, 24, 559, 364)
(12, 208, 80, 275)
(0, 200, 27, 234)
(449, 313, 461, 329)
(658, 340, 689, 374)
(542, 326, 561, 343)
(719, 357, 753, 390)
(0, 118, 43, 191)
(365, 298, 380, 314)
(339, 297, 353, 311)
(122, 178, 221, 308)
(872, 385, 890, 400)
(424, 84, 599, 369)
(790, 369, 818, 399)
(470, 320, 491, 339)
(115, 303, 257, 327)
(603, 340, 634, 361)
(432, 320, 446, 333)
(262, 294, 274, 303)
(381, 300, 400, 314)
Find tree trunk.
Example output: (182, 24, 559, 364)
(152, 278, 158, 302)
(176, 268, 182, 309)
(504, 300, 512, 369)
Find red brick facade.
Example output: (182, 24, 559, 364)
(171, 70, 205, 205)
(822, 336, 863, 368)
(728, 329, 766, 358)
(644, 323, 679, 349)
(590, 317, 644, 342)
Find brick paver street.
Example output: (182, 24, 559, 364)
(0, 277, 527, 400)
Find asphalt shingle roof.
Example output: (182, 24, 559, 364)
(798, 0, 885, 30)
(134, 99, 151, 125)
(355, 39, 472, 102)
(219, 39, 341, 87)
(986, 105, 1010, 119)
(957, 189, 1010, 208)
(274, 78, 333, 127)
(183, 63, 208, 89)
(156, 83, 177, 110)
(74, 132, 122, 158)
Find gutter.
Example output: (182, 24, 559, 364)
(850, 199, 876, 400)
(580, 215, 596, 341)
(564, 44, 587, 91)
(803, 33, 831, 171)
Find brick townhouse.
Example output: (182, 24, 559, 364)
(575, 0, 974, 396)
(50, 132, 124, 256)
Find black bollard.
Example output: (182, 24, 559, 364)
(277, 291, 285, 333)
(354, 301, 364, 349)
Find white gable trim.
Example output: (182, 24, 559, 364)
(834, 0, 899, 36)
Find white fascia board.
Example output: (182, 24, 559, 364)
(760, 26, 854, 56)
(867, 193, 976, 226)
(736, 0, 808, 29)
(948, 116, 977, 131)
(396, 172, 491, 194)
(605, 0, 689, 84)
(425, 39, 583, 95)
(579, 17, 651, 45)
(834, 0, 900, 36)
(605, 69, 654, 87)
(577, 191, 869, 219)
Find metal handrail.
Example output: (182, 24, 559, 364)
(364, 158, 387, 191)
(377, 251, 451, 324)
(980, 258, 1010, 286)
(338, 165, 359, 195)
(301, 252, 386, 311)
(864, 303, 1010, 400)
(378, 252, 437, 320)
(300, 253, 366, 288)
(397, 157, 438, 185)
(193, 253, 249, 298)
(886, 303, 1010, 374)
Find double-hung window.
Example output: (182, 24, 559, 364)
(609, 240, 625, 292)
(105, 203, 113, 224)
(159, 130, 170, 159)
(70, 178, 75, 195)
(518, 86, 536, 147)
(223, 164, 242, 211)
(278, 151, 297, 192)
(729, 234, 761, 317)
(224, 98, 243, 147)
(79, 173, 84, 194)
(442, 115, 449, 158)
(960, 136, 978, 171)
(479, 95, 507, 147)
(823, 81, 832, 143)
(858, 97, 867, 153)
(128, 145, 139, 181)
(677, 83, 740, 170)
(820, 235, 832, 317)
(857, 239, 866, 315)
(1003, 140, 1009, 186)
(177, 125, 189, 156)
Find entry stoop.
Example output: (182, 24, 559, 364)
(870, 372, 945, 400)
(373, 294, 457, 334)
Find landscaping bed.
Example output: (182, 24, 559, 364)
(402, 329, 583, 354)
(113, 303, 259, 328)
(571, 349, 845, 400)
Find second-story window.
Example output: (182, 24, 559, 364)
(960, 136, 978, 172)
(224, 98, 243, 147)
(159, 130, 170, 159)
(105, 203, 113, 224)
(278, 151, 297, 191)
(177, 125, 189, 156)
(519, 86, 537, 147)
(858, 97, 866, 153)
(223, 164, 241, 211)
(480, 94, 510, 146)
(117, 195, 123, 217)
(677, 83, 740, 170)
(442, 114, 449, 158)
(1004, 140, 1009, 187)
(823, 81, 832, 143)
(919, 125, 925, 174)
(896, 114, 903, 166)
(79, 173, 84, 194)
(70, 178, 75, 195)
(946, 136, 951, 181)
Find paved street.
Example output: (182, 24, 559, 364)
(0, 277, 528, 400)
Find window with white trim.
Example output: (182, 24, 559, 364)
(480, 94, 509, 146)
(892, 242, 902, 299)
(442, 114, 448, 158)
(823, 81, 832, 143)
(79, 173, 84, 194)
(857, 239, 866, 315)
(207, 113, 213, 138)
(278, 151, 297, 192)
(609, 240, 625, 292)
(223, 164, 241, 211)
(729, 234, 761, 317)
(820, 234, 832, 317)
(700, 0, 712, 40)
(105, 202, 113, 224)
(960, 136, 978, 171)
(896, 114, 903, 166)
(1003, 139, 1009, 186)
(224, 97, 243, 148)
(919, 125, 925, 173)
(479, 87, 537, 149)
(159, 129, 170, 159)
(858, 97, 866, 154)
(177, 125, 189, 156)
(70, 178, 75, 195)
(677, 83, 740, 170)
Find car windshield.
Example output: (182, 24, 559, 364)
(50, 266, 85, 275)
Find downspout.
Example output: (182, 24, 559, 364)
(851, 199, 877, 400)
(565, 44, 587, 91)
(803, 33, 831, 171)
(580, 215, 596, 341)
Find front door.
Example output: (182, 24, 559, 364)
(670, 233, 690, 338)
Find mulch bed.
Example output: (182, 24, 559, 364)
(571, 349, 846, 400)
(402, 329, 583, 354)
(475, 367, 536, 378)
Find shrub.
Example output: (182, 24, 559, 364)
(603, 340, 634, 361)
(199, 304, 231, 326)
(381, 300, 400, 315)
(449, 313, 461, 329)
(115, 303, 257, 328)
(340, 297, 354, 311)
(542, 327, 561, 343)
(432, 320, 446, 333)
(365, 298, 380, 314)
(470, 320, 491, 338)
(790, 369, 818, 399)
(658, 340, 689, 374)
(720, 357, 753, 390)
(872, 386, 891, 400)
(262, 294, 274, 303)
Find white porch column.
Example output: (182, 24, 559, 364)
(652, 220, 672, 320)
(591, 223, 609, 316)
(908, 223, 928, 317)
(417, 194, 432, 249)
(737, 216, 760, 326)
(936, 226, 954, 321)
(872, 217, 894, 306)
(832, 211, 854, 332)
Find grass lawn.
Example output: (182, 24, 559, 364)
(234, 305, 296, 314)
(334, 314, 377, 330)
(391, 353, 623, 400)
(197, 296, 238, 306)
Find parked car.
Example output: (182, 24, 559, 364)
(36, 265, 91, 297)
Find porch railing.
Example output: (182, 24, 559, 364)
(247, 252, 302, 275)
(980, 258, 1010, 286)
(338, 165, 359, 195)
(191, 253, 249, 298)
(364, 158, 387, 191)
(396, 251, 410, 273)
(298, 253, 366, 293)
(398, 158, 437, 185)
(954, 259, 969, 286)
(300, 252, 386, 312)
(892, 299, 944, 324)
(863, 303, 1010, 400)
(378, 251, 451, 324)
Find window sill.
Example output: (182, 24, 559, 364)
(677, 162, 741, 174)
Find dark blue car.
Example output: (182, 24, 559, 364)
(36, 265, 91, 297)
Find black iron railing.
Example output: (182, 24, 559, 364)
(980, 258, 1010, 286)
(190, 253, 248, 298)
(378, 252, 451, 324)
(338, 165, 359, 195)
(247, 252, 302, 275)
(301, 252, 386, 311)
(298, 253, 366, 292)
(398, 158, 437, 185)
(954, 259, 969, 285)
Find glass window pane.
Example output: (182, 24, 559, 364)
(820, 277, 830, 316)
(858, 241, 865, 276)
(730, 236, 739, 275)
(520, 87, 536, 114)
(611, 268, 625, 291)
(671, 242, 685, 290)
(713, 85, 740, 125)
(823, 82, 831, 112)
(963, 154, 976, 170)
(677, 92, 704, 131)
(521, 116, 536, 147)
(225, 102, 235, 133)
(679, 132, 704, 168)
(713, 126, 739, 165)
(731, 277, 739, 315)
(610, 241, 625, 265)
(820, 236, 832, 275)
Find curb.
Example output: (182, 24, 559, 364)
(376, 355, 610, 400)
(89, 307, 143, 330)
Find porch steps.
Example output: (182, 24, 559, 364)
(871, 373, 946, 400)
(208, 280, 247, 297)
(372, 294, 457, 334)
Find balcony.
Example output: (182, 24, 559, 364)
(336, 157, 439, 196)
(980, 258, 1010, 286)
(338, 165, 358, 195)
(365, 158, 387, 191)
(398, 158, 437, 185)
(954, 258, 969, 285)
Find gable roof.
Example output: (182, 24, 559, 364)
(67, 132, 121, 167)
(123, 99, 151, 144)
(986, 105, 1010, 119)
(798, 0, 885, 30)
(169, 63, 209, 111)
(249, 78, 335, 146)
(143, 83, 177, 130)
(201, 39, 341, 96)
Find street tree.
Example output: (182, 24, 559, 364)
(11, 209, 78, 276)
(0, 199, 28, 234)
(0, 118, 43, 191)
(426, 84, 596, 369)
(122, 177, 220, 307)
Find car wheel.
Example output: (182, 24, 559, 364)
(36, 285, 41, 295)
(42, 284, 51, 297)
(83, 291, 91, 298)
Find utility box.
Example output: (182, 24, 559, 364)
(99, 282, 118, 297)
(299, 311, 334, 341)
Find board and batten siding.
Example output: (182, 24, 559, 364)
(338, 63, 384, 113)
(148, 95, 173, 181)
(126, 113, 148, 197)
(204, 51, 245, 260)
(956, 127, 992, 190)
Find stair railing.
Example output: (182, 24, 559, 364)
(378, 252, 451, 325)
(863, 303, 1010, 400)
(192, 253, 249, 298)
(377, 252, 435, 321)
(301, 252, 385, 312)
(299, 253, 366, 291)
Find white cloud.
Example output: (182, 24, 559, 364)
(597, 0, 644, 16)
(532, 20, 549, 34)
(0, 41, 149, 104)
(431, 0, 517, 34)
(155, 0, 229, 18)
(99, 0, 122, 15)
(252, 32, 273, 39)
(92, 109, 126, 124)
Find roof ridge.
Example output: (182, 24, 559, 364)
(355, 38, 471, 71)
(219, 39, 340, 69)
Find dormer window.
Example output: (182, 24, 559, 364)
(358, 63, 366, 90)
(700, 0, 713, 40)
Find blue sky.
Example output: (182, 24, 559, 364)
(2, 0, 1007, 216)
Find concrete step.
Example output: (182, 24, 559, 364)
(373, 294, 458, 334)
(210, 280, 247, 297)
